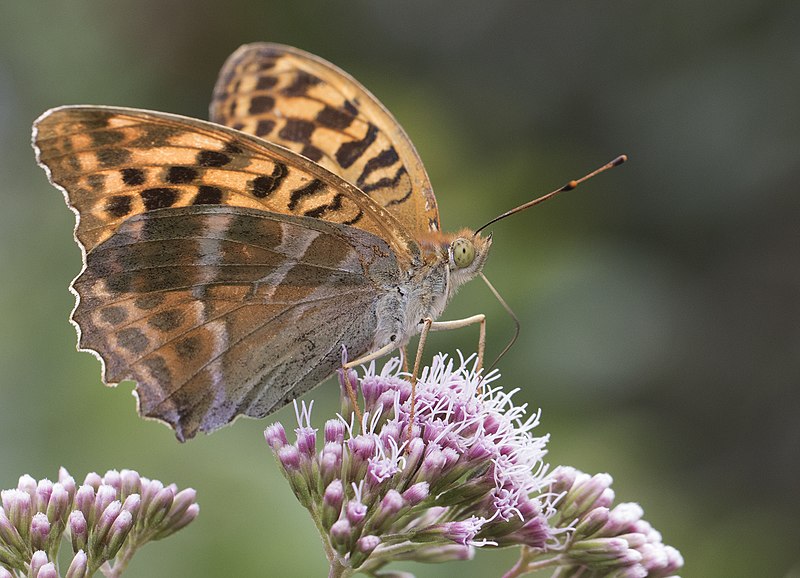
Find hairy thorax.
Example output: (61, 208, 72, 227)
(372, 253, 449, 350)
(370, 228, 491, 352)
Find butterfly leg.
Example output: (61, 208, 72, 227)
(407, 318, 434, 442)
(428, 314, 487, 371)
(342, 338, 399, 369)
(340, 369, 364, 431)
(342, 339, 401, 432)
(406, 314, 487, 441)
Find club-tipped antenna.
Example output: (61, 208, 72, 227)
(479, 272, 520, 375)
(474, 155, 627, 236)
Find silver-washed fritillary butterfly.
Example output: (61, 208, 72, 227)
(33, 43, 625, 440)
(33, 43, 494, 440)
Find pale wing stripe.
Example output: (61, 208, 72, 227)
(82, 287, 375, 377)
(240, 301, 372, 416)
(178, 293, 373, 424)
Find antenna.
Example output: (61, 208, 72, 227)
(475, 155, 627, 236)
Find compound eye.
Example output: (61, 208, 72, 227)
(452, 238, 475, 268)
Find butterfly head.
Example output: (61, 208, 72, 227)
(447, 228, 492, 292)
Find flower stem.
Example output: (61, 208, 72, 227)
(501, 550, 564, 578)
(105, 546, 135, 578)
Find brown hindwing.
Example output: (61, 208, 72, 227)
(71, 205, 399, 440)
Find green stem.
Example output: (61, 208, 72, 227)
(306, 503, 354, 578)
(307, 505, 336, 565)
(105, 546, 136, 578)
(500, 549, 564, 578)
(327, 560, 350, 578)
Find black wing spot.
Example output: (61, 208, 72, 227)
(250, 163, 288, 198)
(141, 187, 179, 210)
(249, 95, 275, 114)
(336, 124, 378, 169)
(279, 119, 315, 144)
(256, 119, 275, 137)
(166, 166, 198, 184)
(288, 179, 325, 211)
(105, 195, 133, 218)
(281, 71, 322, 97)
(256, 75, 278, 90)
(316, 105, 354, 130)
(193, 185, 223, 205)
(121, 168, 145, 186)
(196, 150, 231, 167)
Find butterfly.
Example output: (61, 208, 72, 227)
(33, 43, 493, 441)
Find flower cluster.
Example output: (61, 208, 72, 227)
(0, 468, 199, 578)
(531, 467, 684, 578)
(265, 354, 555, 577)
(266, 353, 684, 578)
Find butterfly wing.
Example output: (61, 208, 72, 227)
(33, 106, 415, 439)
(210, 42, 441, 237)
(71, 205, 398, 440)
(33, 106, 419, 265)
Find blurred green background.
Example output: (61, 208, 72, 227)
(1, 1, 798, 576)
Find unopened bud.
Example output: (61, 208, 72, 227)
(104, 510, 134, 558)
(329, 519, 352, 554)
(65, 550, 88, 578)
(322, 480, 344, 530)
(30, 550, 49, 577)
(36, 562, 58, 578)
(29, 513, 50, 551)
(68, 511, 88, 553)
(46, 483, 70, 526)
(349, 534, 381, 568)
(35, 480, 54, 513)
(120, 470, 141, 501)
(73, 485, 95, 525)
(264, 423, 288, 450)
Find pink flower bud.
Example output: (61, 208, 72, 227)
(30, 550, 49, 576)
(58, 471, 76, 505)
(93, 500, 123, 550)
(94, 485, 118, 520)
(69, 511, 88, 553)
(120, 470, 142, 500)
(36, 562, 58, 578)
(402, 482, 429, 506)
(346, 500, 367, 525)
(264, 423, 288, 450)
(104, 510, 134, 557)
(295, 426, 316, 457)
(324, 419, 345, 444)
(82, 472, 102, 490)
(144, 487, 174, 527)
(122, 494, 142, 521)
(29, 513, 50, 551)
(3, 489, 31, 540)
(329, 519, 352, 553)
(102, 470, 121, 492)
(46, 483, 70, 525)
(65, 550, 88, 578)
(73, 485, 95, 525)
(277, 445, 301, 471)
(16, 475, 37, 499)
